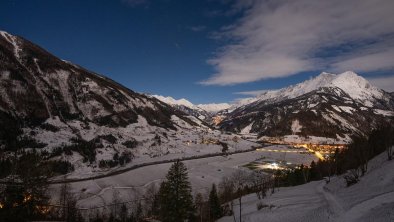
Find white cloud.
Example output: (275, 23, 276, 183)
(331, 49, 394, 73)
(367, 75, 394, 92)
(201, 0, 394, 85)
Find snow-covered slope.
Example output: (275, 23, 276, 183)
(197, 103, 231, 113)
(219, 152, 394, 222)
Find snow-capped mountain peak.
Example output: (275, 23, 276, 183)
(152, 95, 230, 113)
(220, 70, 393, 138)
(330, 71, 382, 106)
(152, 95, 196, 109)
(196, 103, 231, 113)
(248, 71, 384, 108)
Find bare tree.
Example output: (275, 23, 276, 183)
(111, 190, 121, 220)
(59, 182, 82, 222)
(388, 145, 394, 161)
(144, 182, 158, 216)
(230, 170, 250, 222)
(119, 204, 128, 222)
(249, 171, 270, 199)
(385, 127, 394, 161)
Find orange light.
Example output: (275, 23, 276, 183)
(36, 205, 51, 214)
(0, 202, 3, 209)
(23, 194, 32, 203)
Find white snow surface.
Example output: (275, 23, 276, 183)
(219, 152, 394, 222)
(0, 30, 22, 60)
(291, 119, 302, 134)
(48, 145, 317, 212)
(374, 109, 394, 116)
(240, 122, 254, 134)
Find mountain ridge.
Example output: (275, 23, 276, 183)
(0, 30, 258, 177)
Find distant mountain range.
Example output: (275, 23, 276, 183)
(154, 71, 394, 142)
(150, 95, 230, 121)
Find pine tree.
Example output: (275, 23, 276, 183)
(119, 204, 128, 222)
(158, 160, 195, 222)
(309, 160, 320, 181)
(194, 193, 204, 222)
(208, 184, 222, 221)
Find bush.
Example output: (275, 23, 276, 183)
(0, 158, 12, 178)
(98, 134, 117, 144)
(119, 151, 133, 166)
(50, 147, 64, 157)
(219, 142, 229, 153)
(18, 136, 47, 148)
(344, 169, 360, 187)
(50, 139, 98, 163)
(257, 202, 267, 210)
(256, 202, 274, 210)
(50, 160, 74, 175)
(40, 123, 59, 132)
(122, 138, 138, 148)
(99, 151, 133, 168)
(98, 159, 118, 168)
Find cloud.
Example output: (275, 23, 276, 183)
(188, 25, 207, 32)
(367, 75, 394, 92)
(331, 48, 394, 73)
(200, 0, 394, 85)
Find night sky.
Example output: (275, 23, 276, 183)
(1, 0, 394, 104)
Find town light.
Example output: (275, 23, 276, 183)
(271, 162, 279, 169)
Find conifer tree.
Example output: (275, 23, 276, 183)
(158, 160, 195, 222)
(208, 183, 222, 221)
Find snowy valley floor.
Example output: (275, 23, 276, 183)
(49, 145, 316, 210)
(219, 152, 394, 222)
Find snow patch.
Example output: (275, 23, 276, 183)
(240, 122, 254, 134)
(339, 106, 355, 114)
(291, 119, 302, 134)
(373, 109, 394, 116)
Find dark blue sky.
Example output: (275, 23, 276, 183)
(1, 0, 393, 103)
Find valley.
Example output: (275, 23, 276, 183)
(0, 28, 393, 222)
(48, 144, 318, 216)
